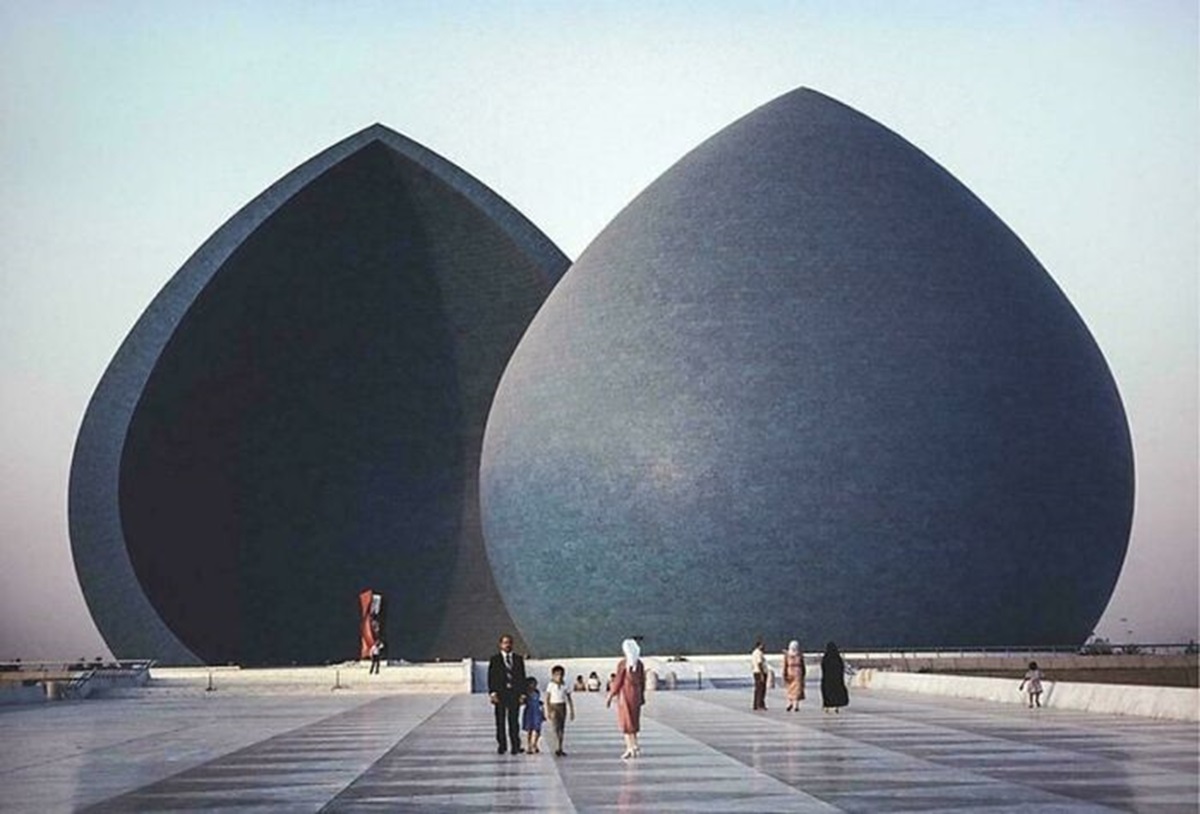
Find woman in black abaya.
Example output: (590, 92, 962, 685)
(820, 641, 849, 713)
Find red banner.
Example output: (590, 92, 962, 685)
(359, 589, 377, 659)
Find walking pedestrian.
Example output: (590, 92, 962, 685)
(487, 633, 527, 754)
(783, 640, 806, 711)
(751, 638, 769, 710)
(1018, 661, 1045, 708)
(544, 664, 576, 756)
(606, 638, 646, 759)
(820, 641, 849, 713)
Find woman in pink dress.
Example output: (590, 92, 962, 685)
(606, 638, 646, 759)
(783, 640, 806, 711)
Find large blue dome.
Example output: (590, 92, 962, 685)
(480, 88, 1134, 656)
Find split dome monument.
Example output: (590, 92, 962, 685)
(70, 88, 1134, 665)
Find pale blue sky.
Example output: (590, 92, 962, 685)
(1, 1, 1195, 657)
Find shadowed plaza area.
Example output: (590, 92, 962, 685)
(1, 685, 1196, 812)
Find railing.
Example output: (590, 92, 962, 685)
(0, 659, 156, 702)
(0, 658, 156, 674)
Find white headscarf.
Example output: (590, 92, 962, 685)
(788, 640, 800, 655)
(622, 638, 641, 668)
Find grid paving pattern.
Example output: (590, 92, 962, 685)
(2, 686, 1195, 812)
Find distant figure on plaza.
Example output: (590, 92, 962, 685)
(1018, 660, 1045, 708)
(606, 638, 646, 759)
(783, 640, 806, 711)
(368, 639, 384, 675)
(751, 638, 769, 710)
(522, 676, 544, 753)
(544, 664, 576, 756)
(487, 633, 527, 754)
(587, 671, 602, 692)
(820, 641, 849, 713)
(574, 674, 587, 692)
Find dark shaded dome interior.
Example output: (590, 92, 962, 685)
(107, 136, 565, 665)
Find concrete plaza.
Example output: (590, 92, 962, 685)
(2, 679, 1197, 812)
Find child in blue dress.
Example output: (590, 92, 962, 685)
(522, 676, 544, 753)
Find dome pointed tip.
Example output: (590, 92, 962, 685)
(354, 122, 401, 141)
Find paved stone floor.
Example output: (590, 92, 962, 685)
(1, 685, 1196, 812)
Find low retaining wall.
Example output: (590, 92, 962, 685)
(151, 660, 473, 694)
(849, 652, 1197, 687)
(469, 656, 756, 693)
(851, 669, 1199, 722)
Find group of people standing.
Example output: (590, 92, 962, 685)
(488, 635, 1052, 762)
(488, 633, 855, 761)
(488, 634, 646, 760)
(752, 638, 850, 713)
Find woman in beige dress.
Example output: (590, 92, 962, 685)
(783, 640, 806, 711)
(606, 638, 646, 759)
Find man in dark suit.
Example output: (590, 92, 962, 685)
(487, 633, 527, 754)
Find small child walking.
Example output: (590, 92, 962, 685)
(1018, 660, 1044, 708)
(543, 664, 576, 756)
(522, 676, 544, 753)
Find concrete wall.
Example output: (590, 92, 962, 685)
(150, 660, 473, 695)
(471, 654, 789, 693)
(851, 669, 1199, 722)
(850, 651, 1196, 682)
